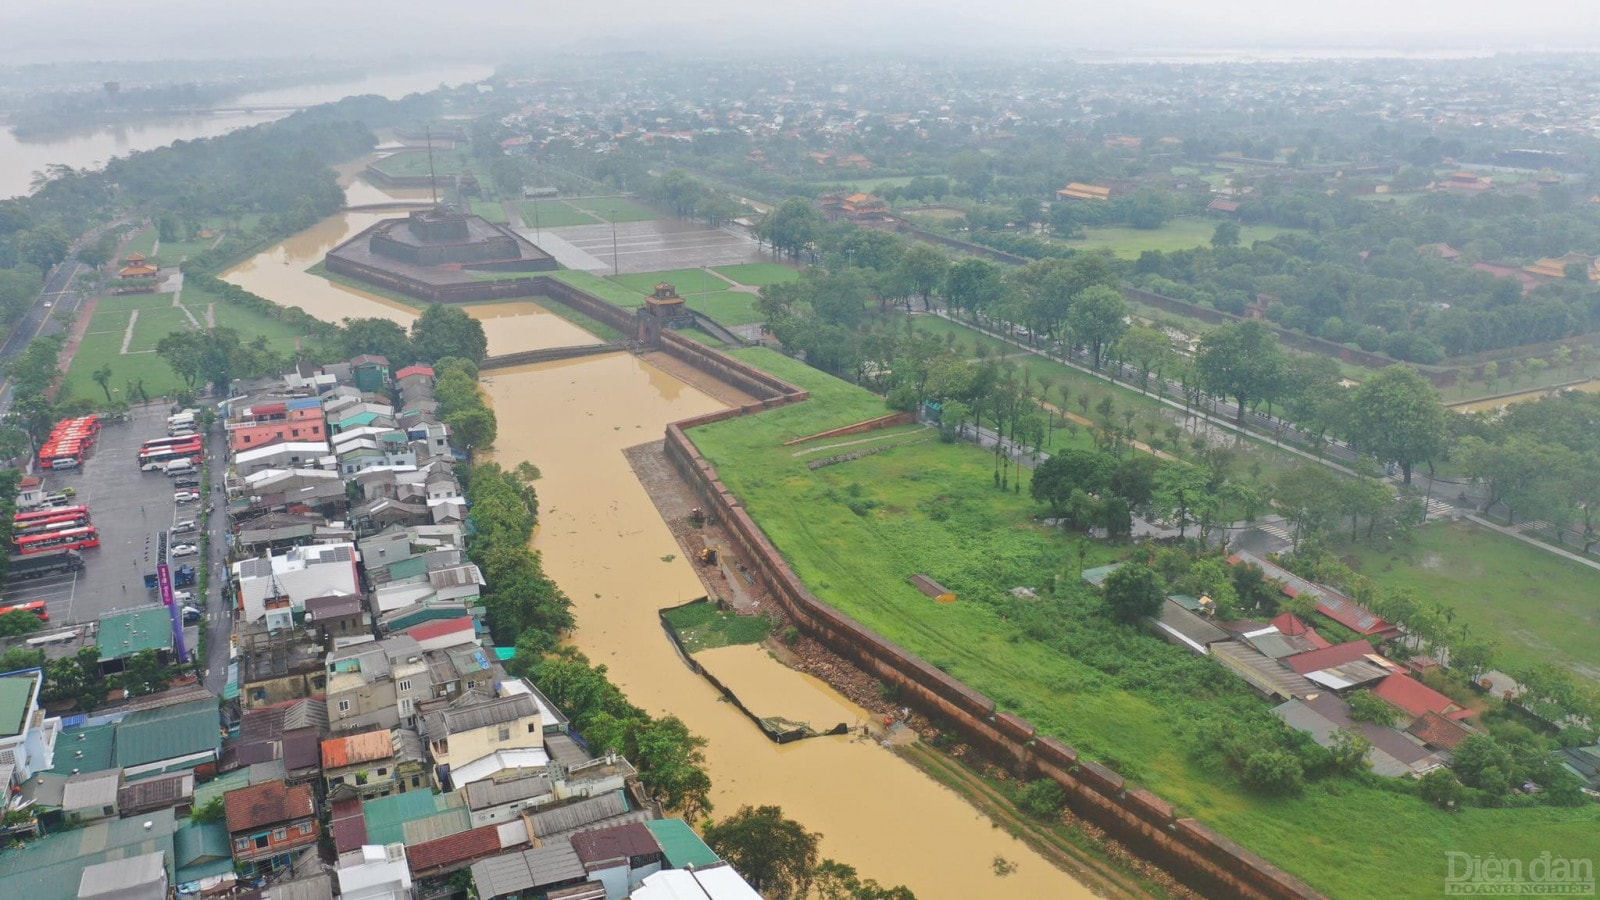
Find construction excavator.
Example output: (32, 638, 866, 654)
(698, 546, 718, 567)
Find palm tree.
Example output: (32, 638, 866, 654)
(91, 364, 113, 404)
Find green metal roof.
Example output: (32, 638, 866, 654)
(49, 724, 116, 775)
(385, 555, 429, 581)
(645, 819, 720, 870)
(98, 607, 174, 661)
(362, 790, 467, 845)
(174, 820, 233, 881)
(387, 607, 468, 632)
(0, 807, 176, 900)
(0, 675, 36, 738)
(192, 767, 251, 812)
(115, 697, 220, 768)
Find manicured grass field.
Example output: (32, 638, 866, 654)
(685, 291, 760, 326)
(562, 197, 660, 223)
(545, 270, 647, 308)
(611, 268, 729, 297)
(690, 349, 1599, 897)
(61, 303, 186, 402)
(711, 263, 801, 287)
(180, 281, 307, 353)
(154, 236, 216, 265)
(127, 307, 193, 352)
(470, 198, 508, 224)
(122, 226, 158, 259)
(1343, 520, 1600, 681)
(1063, 219, 1293, 258)
(517, 201, 600, 229)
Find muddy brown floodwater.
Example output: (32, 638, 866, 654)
(235, 216, 1096, 900)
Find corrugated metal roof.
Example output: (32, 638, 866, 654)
(466, 774, 553, 811)
(116, 697, 219, 768)
(363, 790, 468, 845)
(0, 808, 176, 900)
(50, 723, 116, 775)
(322, 729, 394, 769)
(78, 850, 166, 899)
(571, 822, 661, 867)
(645, 819, 720, 870)
(1209, 641, 1317, 701)
(97, 607, 173, 661)
(61, 769, 122, 812)
(529, 792, 629, 839)
(174, 820, 231, 869)
(471, 843, 586, 898)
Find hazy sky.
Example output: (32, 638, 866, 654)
(4, 0, 1600, 63)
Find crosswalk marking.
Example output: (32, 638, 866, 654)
(1257, 523, 1293, 542)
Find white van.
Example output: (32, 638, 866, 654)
(164, 459, 196, 476)
(51, 458, 79, 470)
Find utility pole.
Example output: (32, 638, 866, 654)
(610, 210, 619, 276)
(425, 126, 439, 208)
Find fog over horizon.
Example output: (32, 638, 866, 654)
(4, 0, 1600, 65)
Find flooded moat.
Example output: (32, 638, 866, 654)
(228, 215, 1096, 899)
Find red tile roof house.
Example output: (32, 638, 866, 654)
(225, 780, 319, 872)
(1231, 551, 1404, 641)
(408, 823, 515, 878)
(1373, 673, 1476, 722)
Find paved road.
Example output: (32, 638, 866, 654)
(202, 411, 232, 695)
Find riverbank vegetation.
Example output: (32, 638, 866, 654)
(662, 600, 772, 653)
(690, 346, 1598, 898)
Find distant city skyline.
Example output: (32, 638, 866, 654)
(3, 0, 1600, 64)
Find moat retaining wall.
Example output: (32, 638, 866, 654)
(658, 357, 1325, 900)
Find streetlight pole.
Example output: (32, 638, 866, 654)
(532, 198, 540, 244)
(610, 210, 619, 276)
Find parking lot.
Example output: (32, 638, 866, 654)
(4, 402, 212, 629)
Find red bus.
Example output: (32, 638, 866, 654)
(14, 513, 91, 538)
(0, 601, 48, 622)
(141, 434, 204, 451)
(16, 526, 101, 554)
(138, 441, 203, 465)
(15, 505, 91, 525)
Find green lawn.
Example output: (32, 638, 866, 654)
(686, 291, 761, 326)
(711, 263, 802, 287)
(689, 348, 1600, 898)
(180, 281, 307, 352)
(1342, 521, 1600, 682)
(61, 303, 186, 402)
(470, 198, 509, 224)
(155, 237, 216, 265)
(1063, 220, 1294, 258)
(611, 268, 729, 297)
(127, 307, 193, 352)
(562, 197, 660, 223)
(545, 270, 647, 308)
(518, 201, 601, 229)
(122, 226, 158, 259)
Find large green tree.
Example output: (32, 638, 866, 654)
(1194, 319, 1286, 425)
(411, 303, 488, 364)
(1349, 365, 1447, 484)
(1067, 284, 1128, 368)
(702, 805, 820, 900)
(1101, 562, 1166, 623)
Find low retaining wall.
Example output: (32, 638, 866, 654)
(781, 412, 916, 445)
(481, 341, 633, 370)
(663, 395, 1324, 900)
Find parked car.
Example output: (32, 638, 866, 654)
(172, 520, 197, 533)
(141, 462, 165, 472)
(182, 606, 202, 624)
(173, 491, 199, 503)
(174, 478, 200, 488)
(171, 543, 199, 557)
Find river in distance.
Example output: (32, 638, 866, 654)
(0, 62, 494, 200)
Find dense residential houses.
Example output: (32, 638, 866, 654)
(0, 355, 763, 898)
